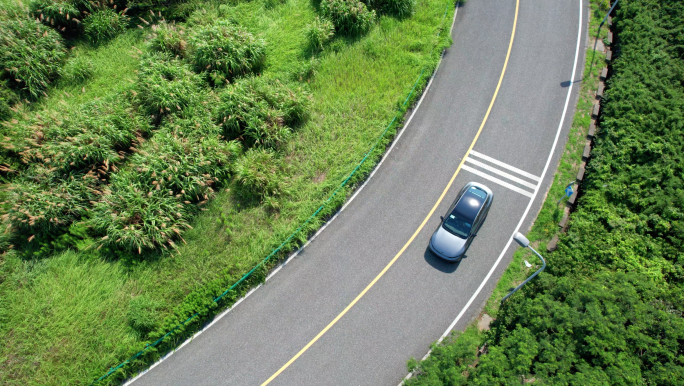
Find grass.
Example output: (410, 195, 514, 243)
(0, 0, 453, 384)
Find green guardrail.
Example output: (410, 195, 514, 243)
(92, 2, 453, 384)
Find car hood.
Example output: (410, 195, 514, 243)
(431, 226, 467, 258)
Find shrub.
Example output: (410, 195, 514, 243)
(89, 129, 241, 253)
(135, 53, 205, 118)
(82, 8, 128, 45)
(362, 0, 415, 17)
(0, 82, 19, 121)
(0, 17, 66, 99)
(233, 147, 283, 199)
(127, 295, 160, 337)
(29, 0, 85, 32)
(148, 21, 187, 57)
(188, 20, 266, 84)
(60, 56, 94, 84)
(305, 17, 334, 52)
(215, 77, 310, 148)
(320, 0, 376, 36)
(4, 171, 100, 238)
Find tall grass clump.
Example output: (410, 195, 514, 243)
(233, 147, 283, 201)
(0, 81, 19, 121)
(29, 0, 85, 32)
(305, 17, 334, 52)
(60, 56, 95, 84)
(320, 0, 376, 36)
(0, 17, 66, 99)
(89, 117, 241, 253)
(136, 53, 205, 118)
(215, 77, 310, 148)
(82, 8, 129, 45)
(188, 20, 266, 85)
(1, 96, 150, 243)
(148, 21, 188, 57)
(363, 0, 415, 18)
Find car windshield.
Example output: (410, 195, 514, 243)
(442, 189, 486, 238)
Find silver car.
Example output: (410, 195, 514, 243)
(429, 182, 493, 262)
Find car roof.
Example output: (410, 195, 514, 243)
(452, 187, 486, 221)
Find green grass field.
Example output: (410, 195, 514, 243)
(0, 0, 453, 384)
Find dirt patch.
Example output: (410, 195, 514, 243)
(313, 171, 326, 184)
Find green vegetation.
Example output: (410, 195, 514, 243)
(405, 0, 684, 384)
(320, 0, 376, 36)
(0, 0, 453, 384)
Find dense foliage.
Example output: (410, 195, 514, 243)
(363, 0, 415, 18)
(82, 8, 129, 45)
(0, 17, 66, 98)
(406, 0, 684, 384)
(320, 0, 376, 36)
(188, 20, 266, 85)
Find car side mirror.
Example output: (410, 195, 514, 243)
(440, 216, 444, 221)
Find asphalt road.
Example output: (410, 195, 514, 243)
(130, 0, 586, 384)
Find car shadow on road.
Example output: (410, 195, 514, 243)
(423, 247, 464, 274)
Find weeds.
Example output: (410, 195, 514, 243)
(305, 17, 334, 52)
(135, 53, 205, 118)
(215, 77, 310, 148)
(320, 0, 376, 36)
(148, 21, 188, 57)
(60, 56, 95, 84)
(0, 17, 66, 99)
(188, 20, 266, 85)
(83, 8, 129, 45)
(233, 147, 283, 201)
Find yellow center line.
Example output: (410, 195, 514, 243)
(261, 2, 519, 384)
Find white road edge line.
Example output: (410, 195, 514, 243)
(461, 164, 534, 197)
(469, 149, 541, 181)
(402, 0, 583, 382)
(125, 7, 459, 385)
(465, 157, 537, 190)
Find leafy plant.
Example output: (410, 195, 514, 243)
(320, 0, 376, 36)
(188, 20, 266, 84)
(233, 147, 283, 200)
(127, 295, 160, 338)
(215, 77, 310, 148)
(89, 126, 241, 253)
(0, 17, 66, 99)
(135, 53, 205, 118)
(29, 0, 86, 32)
(148, 21, 187, 57)
(363, 0, 415, 17)
(60, 56, 95, 84)
(82, 8, 128, 45)
(305, 17, 334, 52)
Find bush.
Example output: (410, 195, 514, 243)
(29, 0, 85, 32)
(362, 0, 415, 17)
(0, 82, 19, 121)
(148, 21, 187, 57)
(215, 77, 310, 148)
(82, 8, 128, 45)
(127, 295, 160, 338)
(89, 128, 241, 253)
(0, 17, 66, 99)
(135, 53, 205, 118)
(188, 20, 266, 85)
(2, 96, 150, 239)
(305, 17, 334, 52)
(320, 0, 376, 36)
(60, 56, 94, 84)
(233, 147, 283, 199)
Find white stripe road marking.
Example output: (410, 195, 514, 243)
(461, 165, 534, 198)
(465, 157, 538, 190)
(469, 149, 540, 181)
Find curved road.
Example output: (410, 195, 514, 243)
(130, 0, 586, 384)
